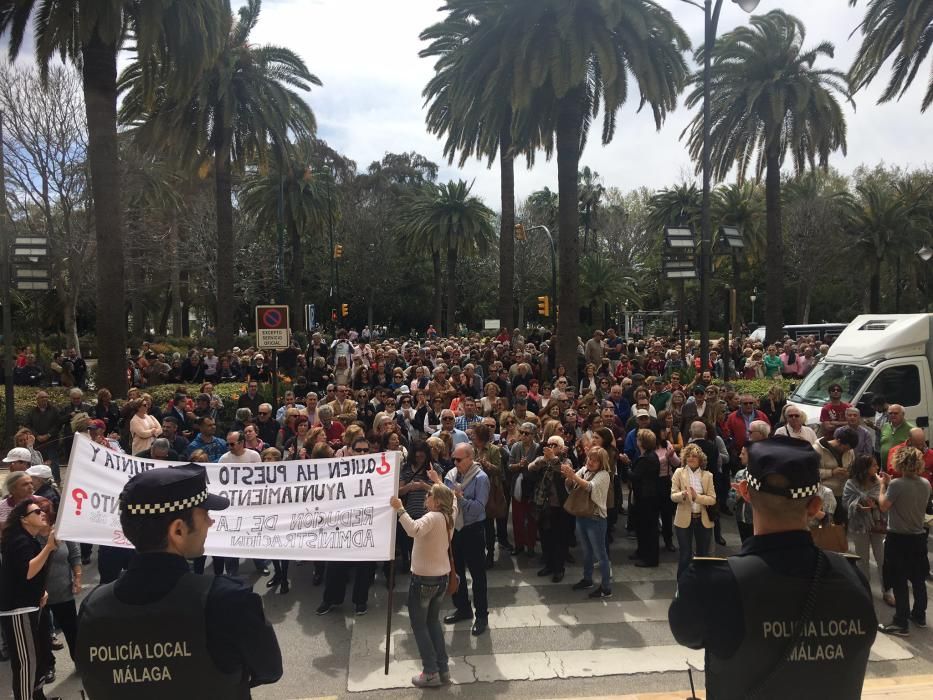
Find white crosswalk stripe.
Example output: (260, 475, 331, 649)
(346, 548, 914, 692)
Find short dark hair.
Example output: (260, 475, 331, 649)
(119, 506, 196, 553)
(835, 427, 860, 450)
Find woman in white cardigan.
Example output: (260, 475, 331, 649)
(390, 480, 457, 689)
(671, 443, 717, 581)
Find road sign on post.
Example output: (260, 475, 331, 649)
(305, 304, 316, 331)
(255, 304, 290, 349)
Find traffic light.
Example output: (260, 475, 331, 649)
(331, 308, 337, 321)
(514, 223, 527, 241)
(537, 295, 550, 317)
(334, 243, 344, 259)
(341, 303, 349, 317)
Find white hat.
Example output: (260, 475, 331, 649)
(2, 447, 32, 464)
(26, 465, 53, 480)
(635, 408, 651, 418)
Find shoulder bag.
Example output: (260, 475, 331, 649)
(563, 471, 598, 518)
(446, 524, 459, 596)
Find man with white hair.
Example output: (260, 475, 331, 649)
(835, 406, 874, 458)
(434, 410, 469, 446)
(442, 443, 490, 636)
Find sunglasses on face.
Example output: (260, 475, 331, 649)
(24, 508, 42, 517)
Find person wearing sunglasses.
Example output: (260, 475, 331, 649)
(1, 496, 59, 700)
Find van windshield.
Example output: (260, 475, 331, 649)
(789, 363, 873, 405)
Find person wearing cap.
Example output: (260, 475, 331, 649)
(75, 464, 282, 698)
(679, 384, 710, 436)
(3, 447, 34, 474)
(668, 437, 877, 699)
(26, 465, 59, 512)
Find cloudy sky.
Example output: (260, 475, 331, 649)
(253, 0, 930, 207)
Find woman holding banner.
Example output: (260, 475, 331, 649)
(390, 480, 456, 688)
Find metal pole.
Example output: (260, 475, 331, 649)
(0, 111, 14, 448)
(276, 175, 284, 302)
(698, 0, 718, 374)
(529, 225, 557, 328)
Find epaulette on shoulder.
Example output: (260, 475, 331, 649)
(842, 553, 861, 562)
(692, 556, 728, 563)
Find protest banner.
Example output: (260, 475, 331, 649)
(56, 433, 400, 562)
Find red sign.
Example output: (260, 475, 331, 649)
(255, 305, 290, 330)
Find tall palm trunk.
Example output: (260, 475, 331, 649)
(764, 142, 784, 344)
(214, 128, 235, 350)
(498, 115, 515, 330)
(446, 245, 458, 336)
(81, 32, 127, 396)
(555, 93, 583, 386)
(170, 215, 183, 335)
(432, 251, 443, 331)
(287, 213, 303, 331)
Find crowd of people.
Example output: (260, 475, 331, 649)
(1, 324, 931, 694)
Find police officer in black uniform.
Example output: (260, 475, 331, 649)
(75, 464, 282, 699)
(668, 437, 877, 699)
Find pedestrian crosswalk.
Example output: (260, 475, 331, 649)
(346, 538, 916, 693)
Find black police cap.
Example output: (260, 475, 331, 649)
(747, 436, 821, 500)
(120, 464, 229, 517)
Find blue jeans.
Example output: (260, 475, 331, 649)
(675, 518, 713, 581)
(576, 517, 611, 591)
(408, 574, 449, 675)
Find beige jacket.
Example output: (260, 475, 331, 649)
(671, 466, 717, 529)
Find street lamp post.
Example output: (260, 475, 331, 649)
(681, 0, 760, 371)
(750, 288, 757, 325)
(918, 247, 933, 313)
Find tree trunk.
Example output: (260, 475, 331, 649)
(81, 33, 126, 395)
(869, 258, 882, 312)
(170, 217, 183, 336)
(446, 245, 457, 336)
(764, 142, 784, 344)
(288, 215, 303, 332)
(555, 92, 583, 387)
(497, 115, 515, 330)
(157, 281, 172, 335)
(432, 250, 442, 331)
(214, 128, 235, 351)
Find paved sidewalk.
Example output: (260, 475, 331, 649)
(543, 674, 933, 699)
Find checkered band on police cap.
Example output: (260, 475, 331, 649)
(124, 489, 209, 515)
(746, 436, 821, 500)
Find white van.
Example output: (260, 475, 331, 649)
(787, 314, 933, 440)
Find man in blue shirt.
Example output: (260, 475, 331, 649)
(184, 417, 228, 462)
(435, 410, 469, 446)
(442, 443, 490, 636)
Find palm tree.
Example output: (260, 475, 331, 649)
(464, 0, 689, 384)
(395, 180, 495, 335)
(579, 167, 606, 256)
(526, 187, 559, 232)
(420, 1, 544, 333)
(683, 10, 851, 344)
(240, 141, 331, 325)
(120, 0, 320, 351)
(846, 179, 928, 311)
(712, 182, 765, 302)
(647, 183, 702, 231)
(579, 255, 640, 328)
(849, 0, 933, 111)
(0, 0, 226, 395)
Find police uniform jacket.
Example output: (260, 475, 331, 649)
(668, 530, 877, 700)
(77, 552, 282, 699)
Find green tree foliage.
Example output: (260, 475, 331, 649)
(683, 9, 851, 344)
(0, 0, 227, 396)
(395, 180, 495, 335)
(849, 0, 933, 111)
(119, 0, 320, 351)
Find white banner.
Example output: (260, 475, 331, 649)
(56, 433, 400, 562)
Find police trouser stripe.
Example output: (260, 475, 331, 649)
(10, 611, 37, 700)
